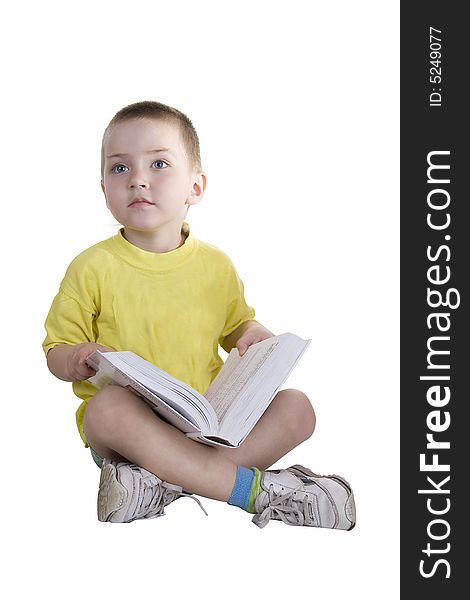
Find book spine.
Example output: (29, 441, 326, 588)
(185, 432, 238, 448)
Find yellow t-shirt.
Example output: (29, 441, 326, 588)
(43, 224, 255, 446)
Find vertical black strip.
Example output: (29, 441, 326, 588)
(401, 3, 467, 596)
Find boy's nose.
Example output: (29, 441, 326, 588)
(129, 168, 149, 188)
(130, 181, 149, 188)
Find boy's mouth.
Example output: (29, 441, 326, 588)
(129, 197, 154, 207)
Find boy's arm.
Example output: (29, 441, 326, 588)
(222, 320, 274, 357)
(47, 342, 113, 382)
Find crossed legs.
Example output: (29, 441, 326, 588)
(83, 385, 316, 502)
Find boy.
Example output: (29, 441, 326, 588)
(43, 101, 356, 529)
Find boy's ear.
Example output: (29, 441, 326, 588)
(186, 171, 207, 206)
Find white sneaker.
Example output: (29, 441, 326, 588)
(97, 459, 207, 523)
(252, 464, 356, 530)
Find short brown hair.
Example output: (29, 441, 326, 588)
(101, 101, 202, 177)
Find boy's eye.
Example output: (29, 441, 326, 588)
(152, 160, 168, 169)
(111, 164, 128, 174)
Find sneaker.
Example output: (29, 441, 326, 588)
(251, 464, 356, 530)
(97, 459, 208, 523)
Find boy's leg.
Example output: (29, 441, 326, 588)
(214, 388, 316, 470)
(84, 386, 315, 499)
(85, 385, 354, 529)
(83, 385, 237, 501)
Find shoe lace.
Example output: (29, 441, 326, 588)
(251, 484, 315, 529)
(132, 471, 208, 521)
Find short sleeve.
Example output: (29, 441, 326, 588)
(218, 262, 255, 347)
(42, 289, 96, 355)
(42, 254, 99, 355)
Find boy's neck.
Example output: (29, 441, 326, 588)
(122, 226, 186, 253)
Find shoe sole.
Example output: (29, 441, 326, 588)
(288, 464, 356, 530)
(98, 462, 129, 522)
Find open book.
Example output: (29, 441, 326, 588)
(86, 333, 311, 448)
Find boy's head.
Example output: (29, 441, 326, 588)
(100, 101, 206, 248)
(101, 101, 202, 178)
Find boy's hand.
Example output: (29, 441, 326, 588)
(47, 342, 114, 382)
(65, 342, 113, 382)
(236, 322, 274, 357)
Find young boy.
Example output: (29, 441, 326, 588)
(43, 101, 356, 529)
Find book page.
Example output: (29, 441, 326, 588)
(205, 338, 280, 422)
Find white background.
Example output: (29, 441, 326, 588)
(1, 1, 399, 598)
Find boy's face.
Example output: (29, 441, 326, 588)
(101, 118, 204, 243)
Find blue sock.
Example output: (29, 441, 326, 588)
(227, 466, 255, 510)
